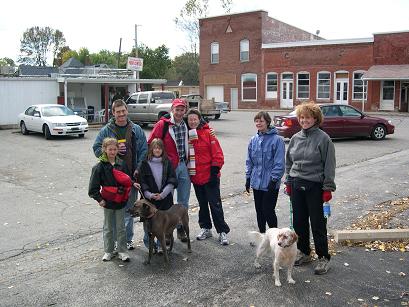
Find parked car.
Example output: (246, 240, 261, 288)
(18, 104, 89, 140)
(273, 104, 395, 140)
(180, 94, 229, 119)
(125, 91, 175, 125)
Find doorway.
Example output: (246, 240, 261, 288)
(280, 73, 293, 108)
(230, 88, 238, 110)
(335, 79, 348, 104)
(401, 82, 409, 112)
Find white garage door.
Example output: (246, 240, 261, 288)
(206, 86, 224, 102)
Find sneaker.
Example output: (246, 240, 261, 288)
(177, 228, 188, 243)
(113, 241, 118, 255)
(294, 252, 312, 266)
(196, 228, 212, 241)
(102, 253, 113, 262)
(118, 252, 130, 262)
(314, 257, 330, 275)
(127, 240, 135, 250)
(218, 232, 229, 245)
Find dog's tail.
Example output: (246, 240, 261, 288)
(248, 231, 264, 246)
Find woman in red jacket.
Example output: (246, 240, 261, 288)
(186, 109, 230, 245)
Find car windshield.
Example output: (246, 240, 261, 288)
(42, 106, 74, 117)
(152, 92, 174, 100)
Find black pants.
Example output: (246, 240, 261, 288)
(252, 188, 279, 233)
(193, 179, 230, 234)
(290, 179, 330, 260)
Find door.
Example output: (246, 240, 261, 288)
(335, 79, 348, 104)
(230, 88, 238, 110)
(338, 105, 371, 137)
(320, 105, 345, 137)
(206, 86, 224, 102)
(380, 81, 395, 111)
(401, 82, 409, 112)
(280, 73, 293, 108)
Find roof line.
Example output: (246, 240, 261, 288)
(262, 37, 373, 49)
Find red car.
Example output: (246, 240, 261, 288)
(274, 104, 395, 140)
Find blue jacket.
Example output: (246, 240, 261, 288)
(246, 126, 285, 191)
(93, 119, 148, 174)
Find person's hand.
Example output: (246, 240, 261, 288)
(322, 191, 332, 202)
(98, 200, 106, 208)
(267, 180, 277, 191)
(133, 170, 139, 180)
(133, 182, 141, 189)
(151, 193, 161, 201)
(284, 184, 291, 196)
(208, 166, 220, 187)
(245, 178, 250, 193)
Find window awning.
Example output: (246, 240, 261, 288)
(362, 65, 409, 80)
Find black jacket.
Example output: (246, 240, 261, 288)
(88, 159, 130, 210)
(138, 159, 177, 210)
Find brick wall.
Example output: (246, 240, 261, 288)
(374, 32, 409, 65)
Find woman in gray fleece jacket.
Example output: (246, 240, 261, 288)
(285, 102, 336, 275)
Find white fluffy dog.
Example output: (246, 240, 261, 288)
(250, 227, 298, 287)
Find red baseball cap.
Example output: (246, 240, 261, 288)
(172, 98, 187, 109)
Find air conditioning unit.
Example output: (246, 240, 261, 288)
(0, 66, 16, 75)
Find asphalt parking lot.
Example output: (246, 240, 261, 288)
(0, 111, 408, 306)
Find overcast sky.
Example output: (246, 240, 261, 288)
(1, 0, 409, 65)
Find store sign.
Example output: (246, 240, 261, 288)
(127, 57, 143, 71)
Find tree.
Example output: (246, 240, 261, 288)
(19, 26, 66, 66)
(175, 0, 233, 53)
(0, 57, 15, 66)
(172, 52, 199, 85)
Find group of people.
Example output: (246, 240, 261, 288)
(245, 103, 336, 275)
(89, 97, 336, 275)
(89, 98, 230, 262)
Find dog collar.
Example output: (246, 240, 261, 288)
(145, 208, 158, 219)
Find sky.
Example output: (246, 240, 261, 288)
(1, 0, 409, 65)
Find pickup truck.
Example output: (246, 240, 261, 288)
(181, 94, 228, 119)
(125, 91, 225, 125)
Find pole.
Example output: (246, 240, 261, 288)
(361, 76, 365, 112)
(134, 24, 140, 92)
(117, 38, 122, 68)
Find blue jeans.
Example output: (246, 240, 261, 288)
(174, 161, 191, 208)
(113, 187, 136, 243)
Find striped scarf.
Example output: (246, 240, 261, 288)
(187, 129, 198, 176)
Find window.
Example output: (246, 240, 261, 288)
(382, 81, 394, 100)
(297, 72, 310, 99)
(339, 105, 362, 117)
(241, 73, 257, 101)
(211, 42, 219, 64)
(240, 39, 249, 62)
(138, 93, 148, 104)
(266, 73, 278, 99)
(317, 72, 331, 99)
(353, 72, 367, 100)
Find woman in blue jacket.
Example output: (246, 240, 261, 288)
(245, 111, 285, 233)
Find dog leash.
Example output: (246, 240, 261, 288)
(284, 188, 294, 230)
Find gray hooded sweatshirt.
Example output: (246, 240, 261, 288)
(285, 125, 336, 191)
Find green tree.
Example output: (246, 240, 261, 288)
(0, 57, 15, 66)
(173, 52, 199, 84)
(19, 26, 66, 66)
(175, 0, 233, 53)
(89, 50, 117, 67)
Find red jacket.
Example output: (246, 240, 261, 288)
(148, 117, 188, 169)
(190, 123, 224, 185)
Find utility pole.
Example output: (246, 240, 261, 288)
(117, 37, 122, 68)
(134, 24, 140, 92)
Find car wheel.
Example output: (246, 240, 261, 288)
(78, 133, 85, 138)
(44, 125, 52, 140)
(20, 121, 29, 135)
(371, 124, 386, 140)
(214, 114, 221, 119)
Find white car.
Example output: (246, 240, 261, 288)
(18, 104, 89, 139)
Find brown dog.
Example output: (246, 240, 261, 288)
(129, 199, 191, 264)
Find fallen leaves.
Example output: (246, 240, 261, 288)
(341, 198, 409, 252)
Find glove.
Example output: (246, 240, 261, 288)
(284, 184, 291, 196)
(322, 191, 332, 202)
(245, 178, 250, 193)
(208, 166, 220, 186)
(267, 180, 277, 191)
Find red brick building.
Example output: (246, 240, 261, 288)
(199, 10, 409, 112)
